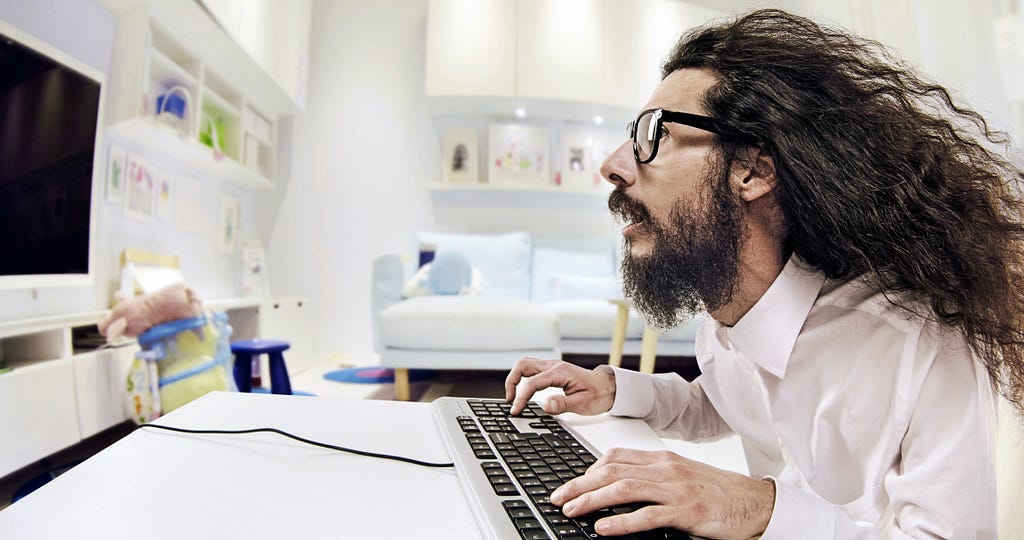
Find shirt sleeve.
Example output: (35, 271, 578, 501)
(761, 328, 997, 540)
(597, 365, 734, 441)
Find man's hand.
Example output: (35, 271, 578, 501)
(550, 448, 775, 539)
(504, 358, 616, 416)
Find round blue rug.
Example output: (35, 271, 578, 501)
(323, 367, 437, 384)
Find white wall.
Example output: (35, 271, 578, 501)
(267, 0, 440, 359)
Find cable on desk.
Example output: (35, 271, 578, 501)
(138, 424, 455, 469)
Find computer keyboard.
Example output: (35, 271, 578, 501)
(432, 397, 691, 540)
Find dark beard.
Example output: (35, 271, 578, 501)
(608, 172, 744, 330)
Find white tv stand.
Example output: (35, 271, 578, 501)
(0, 297, 308, 479)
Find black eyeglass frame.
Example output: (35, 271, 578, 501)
(628, 108, 724, 164)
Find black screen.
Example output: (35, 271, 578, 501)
(0, 32, 99, 276)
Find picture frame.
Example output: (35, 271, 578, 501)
(155, 170, 174, 222)
(219, 195, 240, 254)
(106, 143, 126, 204)
(239, 238, 269, 298)
(123, 153, 155, 221)
(441, 126, 479, 184)
(488, 124, 549, 186)
(557, 128, 594, 191)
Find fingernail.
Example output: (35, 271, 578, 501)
(595, 519, 611, 534)
(562, 502, 577, 516)
(550, 489, 563, 504)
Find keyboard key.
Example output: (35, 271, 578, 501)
(514, 517, 542, 530)
(521, 530, 551, 540)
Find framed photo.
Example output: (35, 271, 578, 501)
(557, 128, 593, 191)
(123, 153, 155, 221)
(219, 195, 240, 254)
(239, 238, 269, 298)
(106, 143, 126, 204)
(488, 124, 549, 186)
(155, 170, 174, 222)
(442, 127, 479, 184)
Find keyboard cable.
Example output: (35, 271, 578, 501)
(138, 423, 455, 469)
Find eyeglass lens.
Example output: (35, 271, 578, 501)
(633, 110, 657, 162)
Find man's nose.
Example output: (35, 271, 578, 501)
(600, 141, 636, 188)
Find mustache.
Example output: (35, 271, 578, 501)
(608, 187, 651, 225)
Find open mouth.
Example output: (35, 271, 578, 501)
(608, 189, 650, 234)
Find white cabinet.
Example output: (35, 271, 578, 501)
(425, 0, 518, 97)
(0, 298, 305, 478)
(0, 330, 79, 478)
(426, 0, 724, 108)
(105, 0, 295, 189)
(72, 347, 137, 440)
(517, 0, 605, 103)
(200, 0, 312, 107)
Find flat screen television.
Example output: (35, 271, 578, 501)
(0, 22, 103, 289)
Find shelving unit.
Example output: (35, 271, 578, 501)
(105, 0, 296, 190)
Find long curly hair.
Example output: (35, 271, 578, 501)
(664, 9, 1024, 412)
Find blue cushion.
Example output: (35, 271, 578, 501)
(428, 252, 472, 295)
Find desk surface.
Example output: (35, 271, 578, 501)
(0, 391, 738, 539)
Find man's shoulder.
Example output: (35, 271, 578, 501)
(814, 274, 932, 335)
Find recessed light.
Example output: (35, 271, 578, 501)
(593, 115, 604, 125)
(515, 108, 526, 119)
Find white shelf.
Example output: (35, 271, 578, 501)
(148, 46, 196, 88)
(201, 87, 240, 118)
(108, 117, 273, 190)
(429, 182, 611, 196)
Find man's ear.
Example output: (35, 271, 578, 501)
(730, 146, 776, 202)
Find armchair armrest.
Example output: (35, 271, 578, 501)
(372, 254, 405, 351)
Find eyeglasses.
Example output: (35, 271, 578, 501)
(627, 108, 723, 164)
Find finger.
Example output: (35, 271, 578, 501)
(594, 504, 672, 537)
(560, 477, 661, 519)
(548, 388, 603, 416)
(552, 461, 654, 505)
(590, 448, 672, 470)
(506, 358, 555, 413)
(513, 364, 576, 415)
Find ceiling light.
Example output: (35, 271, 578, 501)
(515, 108, 526, 119)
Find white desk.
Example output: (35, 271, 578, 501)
(0, 391, 746, 539)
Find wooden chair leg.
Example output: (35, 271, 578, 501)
(608, 301, 630, 368)
(394, 368, 411, 401)
(639, 326, 659, 374)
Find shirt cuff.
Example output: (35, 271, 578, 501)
(759, 478, 836, 540)
(595, 365, 655, 418)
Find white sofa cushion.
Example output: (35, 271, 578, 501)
(546, 300, 706, 342)
(546, 300, 645, 339)
(380, 296, 558, 350)
(416, 231, 532, 299)
(549, 274, 621, 302)
(531, 236, 617, 304)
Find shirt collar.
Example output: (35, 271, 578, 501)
(713, 256, 826, 379)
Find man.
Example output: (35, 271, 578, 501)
(506, 9, 1024, 539)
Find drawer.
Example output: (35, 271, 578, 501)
(72, 346, 137, 439)
(0, 359, 81, 477)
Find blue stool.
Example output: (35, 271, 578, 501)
(231, 339, 293, 395)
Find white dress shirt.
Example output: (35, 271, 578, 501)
(601, 257, 997, 539)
